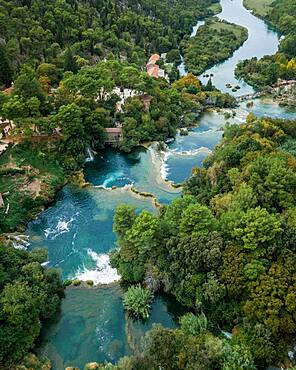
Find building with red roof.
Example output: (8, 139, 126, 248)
(146, 54, 163, 79)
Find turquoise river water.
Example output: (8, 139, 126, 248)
(24, 0, 296, 368)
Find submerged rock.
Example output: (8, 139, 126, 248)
(15, 353, 51, 370)
(84, 363, 100, 370)
(180, 128, 189, 136)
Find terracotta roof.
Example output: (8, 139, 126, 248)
(147, 65, 159, 78)
(3, 86, 14, 95)
(148, 54, 160, 64)
(147, 63, 156, 70)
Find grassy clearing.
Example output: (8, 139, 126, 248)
(243, 0, 273, 17)
(208, 19, 248, 38)
(209, 2, 222, 15)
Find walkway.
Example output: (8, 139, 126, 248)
(236, 80, 296, 102)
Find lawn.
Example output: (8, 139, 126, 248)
(243, 0, 273, 17)
(209, 19, 248, 39)
(209, 2, 222, 15)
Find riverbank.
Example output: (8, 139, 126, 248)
(0, 137, 180, 237)
(243, 0, 273, 18)
(181, 17, 248, 76)
(36, 284, 185, 370)
(0, 142, 69, 234)
(235, 0, 296, 96)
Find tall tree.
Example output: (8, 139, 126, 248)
(0, 45, 13, 87)
(64, 48, 78, 73)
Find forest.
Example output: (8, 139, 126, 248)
(0, 0, 219, 85)
(182, 18, 248, 76)
(0, 242, 64, 368)
(2, 0, 296, 369)
(0, 65, 236, 233)
(235, 0, 296, 88)
(0, 1, 237, 368)
(112, 114, 296, 369)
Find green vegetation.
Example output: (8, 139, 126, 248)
(80, 317, 256, 370)
(112, 115, 296, 368)
(0, 241, 64, 369)
(236, 0, 296, 89)
(0, 44, 13, 87)
(243, 0, 273, 18)
(208, 2, 222, 14)
(3, 1, 295, 369)
(0, 142, 67, 233)
(123, 285, 153, 319)
(0, 61, 236, 157)
(0, 63, 235, 236)
(0, 0, 219, 79)
(12, 353, 51, 370)
(181, 18, 248, 75)
(0, 0, 238, 366)
(0, 0, 234, 162)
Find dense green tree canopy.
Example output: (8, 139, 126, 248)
(0, 242, 64, 368)
(113, 115, 296, 367)
(0, 0, 219, 74)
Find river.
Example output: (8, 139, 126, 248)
(180, 0, 279, 96)
(26, 0, 296, 368)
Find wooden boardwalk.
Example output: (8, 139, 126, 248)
(236, 92, 262, 102)
(236, 80, 296, 102)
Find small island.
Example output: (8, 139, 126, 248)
(181, 18, 248, 75)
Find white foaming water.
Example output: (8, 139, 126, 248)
(102, 173, 120, 188)
(173, 147, 212, 156)
(44, 214, 78, 239)
(12, 242, 28, 250)
(11, 234, 30, 250)
(94, 179, 134, 191)
(85, 147, 95, 162)
(76, 249, 120, 285)
(160, 146, 212, 181)
(98, 171, 133, 189)
(160, 151, 171, 180)
(123, 183, 134, 191)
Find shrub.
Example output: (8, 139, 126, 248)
(72, 279, 81, 286)
(123, 285, 153, 320)
(180, 312, 208, 336)
(63, 280, 73, 287)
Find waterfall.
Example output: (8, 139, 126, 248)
(85, 146, 95, 162)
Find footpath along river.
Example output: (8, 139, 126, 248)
(25, 0, 296, 368)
